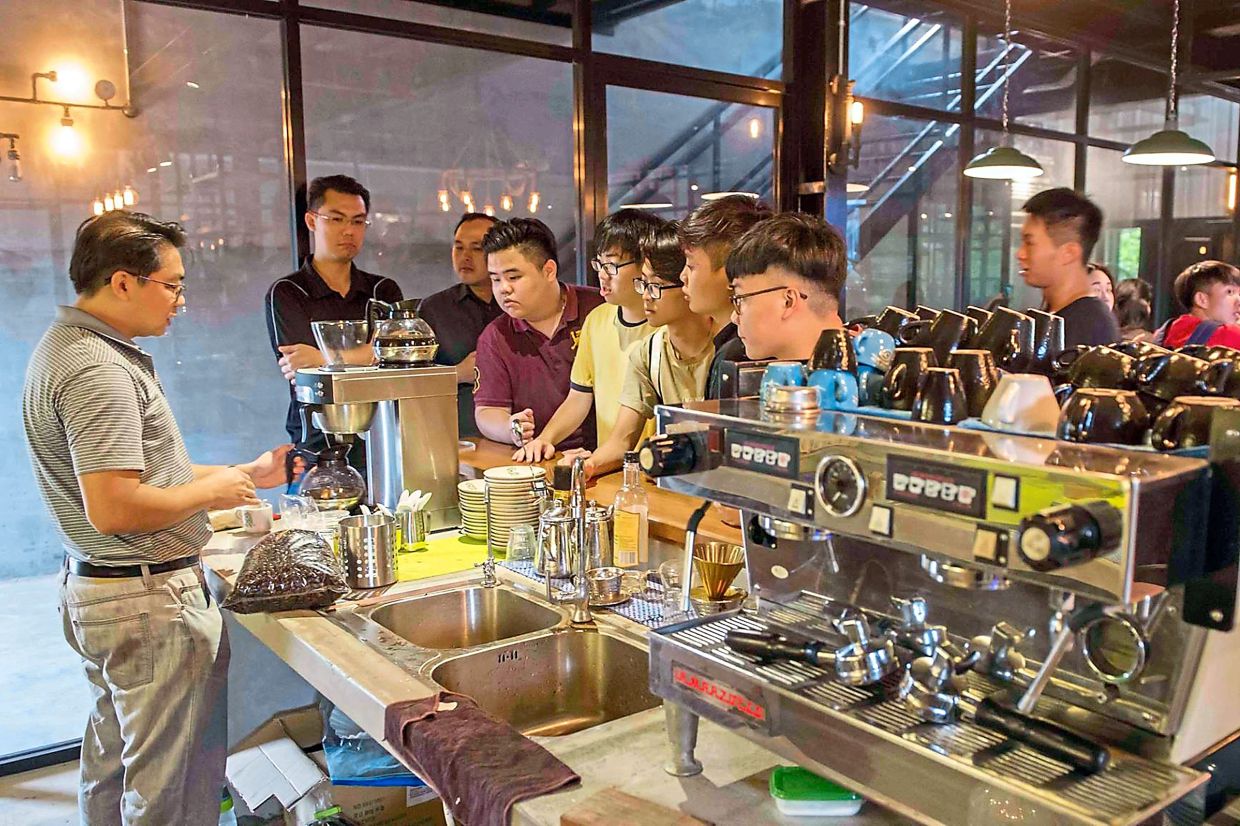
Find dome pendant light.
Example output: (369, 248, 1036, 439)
(1123, 0, 1215, 166)
(963, 0, 1044, 181)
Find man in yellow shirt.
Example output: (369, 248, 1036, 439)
(514, 209, 660, 461)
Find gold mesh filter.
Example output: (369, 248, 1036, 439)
(693, 542, 743, 600)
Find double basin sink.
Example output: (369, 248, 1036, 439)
(356, 586, 659, 737)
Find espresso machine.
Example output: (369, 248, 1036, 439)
(295, 365, 460, 530)
(640, 397, 1240, 825)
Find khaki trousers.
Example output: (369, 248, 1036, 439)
(59, 562, 229, 826)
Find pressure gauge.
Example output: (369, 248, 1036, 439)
(816, 455, 866, 517)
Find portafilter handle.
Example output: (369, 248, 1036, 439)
(680, 500, 713, 615)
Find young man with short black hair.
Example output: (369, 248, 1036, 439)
(24, 211, 293, 824)
(418, 212, 502, 437)
(679, 194, 774, 397)
(1159, 260, 1240, 348)
(725, 212, 846, 361)
(474, 218, 604, 448)
(1018, 188, 1119, 347)
(265, 175, 403, 458)
(514, 209, 658, 462)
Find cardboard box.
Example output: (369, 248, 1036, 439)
(309, 751, 446, 826)
(227, 717, 330, 825)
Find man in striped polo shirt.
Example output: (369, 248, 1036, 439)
(23, 211, 293, 825)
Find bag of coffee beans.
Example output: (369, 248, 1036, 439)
(221, 529, 348, 614)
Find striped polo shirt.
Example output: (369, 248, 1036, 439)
(23, 306, 211, 565)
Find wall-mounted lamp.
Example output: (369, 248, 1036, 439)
(1, 133, 20, 182)
(828, 76, 863, 173)
(50, 106, 83, 157)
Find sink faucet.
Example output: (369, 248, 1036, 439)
(545, 457, 593, 624)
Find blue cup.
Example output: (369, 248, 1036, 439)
(858, 365, 885, 407)
(855, 328, 897, 371)
(808, 369, 860, 411)
(761, 361, 807, 406)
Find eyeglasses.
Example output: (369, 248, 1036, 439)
(590, 257, 637, 278)
(132, 273, 185, 300)
(311, 212, 371, 228)
(729, 284, 808, 313)
(633, 277, 683, 300)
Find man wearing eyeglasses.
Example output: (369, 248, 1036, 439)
(726, 212, 846, 362)
(264, 175, 403, 465)
(513, 209, 658, 462)
(24, 211, 295, 824)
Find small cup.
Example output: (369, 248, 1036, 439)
(899, 309, 973, 365)
(278, 494, 315, 530)
(586, 566, 623, 600)
(858, 364, 885, 407)
(397, 509, 428, 552)
(912, 367, 968, 425)
(981, 373, 1060, 435)
(809, 328, 858, 373)
(882, 347, 937, 410)
(854, 328, 897, 371)
(1057, 389, 1151, 445)
(761, 361, 806, 406)
(1150, 396, 1240, 450)
(1056, 345, 1136, 390)
(808, 369, 860, 411)
(947, 349, 999, 419)
(1026, 309, 1065, 376)
(235, 503, 274, 534)
(874, 306, 920, 338)
(506, 524, 536, 562)
(973, 306, 1036, 372)
(1134, 351, 1233, 401)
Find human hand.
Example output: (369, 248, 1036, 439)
(202, 467, 260, 509)
(512, 437, 555, 463)
(557, 449, 596, 479)
(509, 408, 535, 446)
(277, 344, 325, 383)
(455, 352, 477, 385)
(239, 444, 299, 489)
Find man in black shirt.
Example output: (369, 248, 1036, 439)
(678, 195, 773, 398)
(265, 175, 402, 460)
(1017, 188, 1119, 347)
(418, 212, 502, 438)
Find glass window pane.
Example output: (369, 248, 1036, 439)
(592, 0, 783, 78)
(305, 0, 572, 46)
(968, 132, 1074, 310)
(1178, 95, 1239, 163)
(1086, 147, 1161, 282)
(1, 0, 289, 755)
(846, 113, 959, 316)
(1172, 166, 1233, 269)
(976, 31, 1077, 134)
(1088, 58, 1169, 145)
(302, 27, 577, 286)
(850, 2, 963, 112)
(606, 87, 775, 218)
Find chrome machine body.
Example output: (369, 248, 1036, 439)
(643, 397, 1240, 825)
(295, 365, 459, 529)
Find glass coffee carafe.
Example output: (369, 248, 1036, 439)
(298, 443, 366, 511)
(366, 298, 438, 366)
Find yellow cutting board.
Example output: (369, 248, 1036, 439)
(395, 532, 493, 582)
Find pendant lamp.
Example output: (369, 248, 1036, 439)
(963, 0, 1044, 180)
(1123, 0, 1215, 166)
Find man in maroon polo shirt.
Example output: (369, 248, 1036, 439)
(474, 218, 604, 449)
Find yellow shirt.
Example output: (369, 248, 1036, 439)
(569, 304, 652, 445)
(619, 327, 715, 420)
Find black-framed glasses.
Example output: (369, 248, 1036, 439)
(633, 277, 682, 300)
(133, 273, 186, 300)
(311, 212, 371, 228)
(590, 257, 637, 278)
(729, 284, 807, 313)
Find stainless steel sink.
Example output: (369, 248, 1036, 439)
(367, 587, 561, 649)
(430, 629, 660, 736)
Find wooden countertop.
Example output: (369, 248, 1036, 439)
(459, 438, 741, 547)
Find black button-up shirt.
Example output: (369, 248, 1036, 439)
(264, 258, 403, 451)
(417, 282, 504, 438)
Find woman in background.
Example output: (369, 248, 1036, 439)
(1115, 277, 1154, 342)
(1087, 262, 1115, 312)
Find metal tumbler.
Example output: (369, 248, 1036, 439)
(339, 513, 397, 588)
(396, 509, 428, 552)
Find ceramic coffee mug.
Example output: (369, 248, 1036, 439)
(882, 347, 937, 410)
(1150, 396, 1240, 450)
(915, 305, 940, 321)
(761, 361, 806, 406)
(1112, 340, 1171, 362)
(1026, 309, 1065, 376)
(1057, 389, 1150, 446)
(858, 364, 885, 406)
(1056, 345, 1137, 390)
(980, 373, 1060, 435)
(808, 369, 860, 411)
(1134, 352, 1233, 401)
(973, 306, 1036, 372)
(947, 349, 1000, 419)
(899, 309, 973, 364)
(854, 328, 897, 371)
(911, 367, 968, 425)
(874, 306, 920, 338)
(964, 306, 993, 339)
(809, 328, 859, 373)
(235, 502, 274, 534)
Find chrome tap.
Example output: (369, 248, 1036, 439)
(545, 457, 592, 624)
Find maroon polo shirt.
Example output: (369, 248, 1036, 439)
(473, 284, 604, 450)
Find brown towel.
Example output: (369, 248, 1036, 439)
(384, 691, 580, 826)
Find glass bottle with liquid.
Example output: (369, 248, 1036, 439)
(612, 452, 649, 568)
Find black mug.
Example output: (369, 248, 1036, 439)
(1026, 309, 1065, 376)
(1134, 352, 1233, 401)
(809, 328, 859, 373)
(963, 306, 992, 345)
(1057, 389, 1151, 445)
(883, 347, 937, 411)
(1150, 396, 1240, 450)
(947, 349, 999, 419)
(846, 314, 880, 330)
(1178, 343, 1240, 363)
(1112, 340, 1171, 362)
(915, 305, 939, 321)
(899, 309, 973, 364)
(912, 367, 968, 425)
(875, 306, 920, 338)
(1055, 345, 1137, 390)
(973, 306, 1036, 372)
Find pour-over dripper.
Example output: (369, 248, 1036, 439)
(312, 320, 374, 370)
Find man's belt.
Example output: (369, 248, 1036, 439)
(66, 555, 201, 579)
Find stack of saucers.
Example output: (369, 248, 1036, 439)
(482, 465, 546, 548)
(458, 479, 488, 540)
